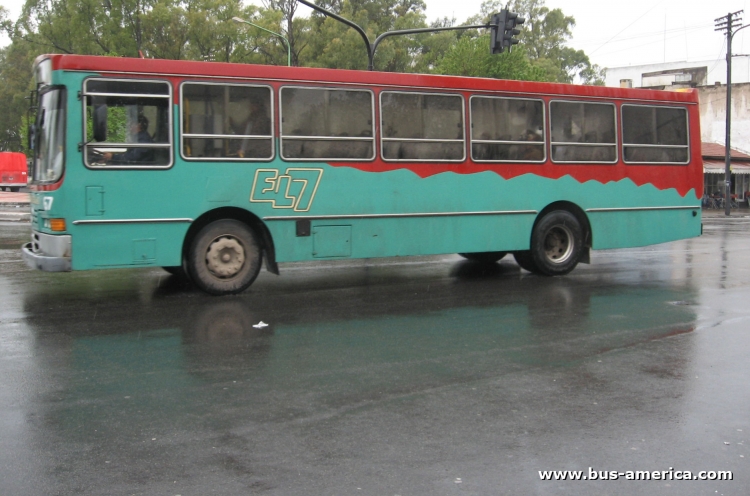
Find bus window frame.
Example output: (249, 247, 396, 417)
(621, 103, 690, 166)
(279, 85, 376, 162)
(549, 99, 618, 165)
(469, 94, 547, 164)
(179, 81, 275, 162)
(379, 90, 467, 163)
(81, 77, 174, 170)
(33, 84, 67, 184)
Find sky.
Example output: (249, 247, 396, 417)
(1, 0, 749, 71)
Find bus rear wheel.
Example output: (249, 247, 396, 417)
(458, 251, 507, 264)
(188, 219, 262, 295)
(529, 210, 584, 276)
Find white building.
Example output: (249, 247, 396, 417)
(605, 58, 750, 88)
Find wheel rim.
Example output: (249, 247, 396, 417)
(205, 235, 245, 278)
(543, 225, 574, 264)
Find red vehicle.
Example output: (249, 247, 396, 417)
(0, 152, 27, 192)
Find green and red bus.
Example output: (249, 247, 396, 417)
(22, 54, 702, 295)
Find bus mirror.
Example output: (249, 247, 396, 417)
(93, 105, 107, 142)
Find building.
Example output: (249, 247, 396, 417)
(605, 58, 750, 89)
(701, 142, 750, 203)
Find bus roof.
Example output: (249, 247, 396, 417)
(40, 54, 698, 104)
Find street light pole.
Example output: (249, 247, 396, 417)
(233, 16, 291, 67)
(295, 0, 507, 71)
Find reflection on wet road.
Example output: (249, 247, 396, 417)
(0, 217, 748, 495)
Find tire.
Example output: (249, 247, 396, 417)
(163, 265, 188, 278)
(528, 210, 584, 276)
(187, 219, 263, 295)
(10, 187, 20, 192)
(513, 250, 539, 273)
(458, 251, 507, 264)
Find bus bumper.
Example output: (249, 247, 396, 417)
(22, 231, 72, 272)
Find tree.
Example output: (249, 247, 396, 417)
(182, 0, 245, 62)
(261, 0, 309, 66)
(410, 17, 459, 74)
(13, 0, 151, 57)
(0, 40, 34, 153)
(436, 33, 547, 81)
(0, 6, 10, 36)
(305, 0, 429, 71)
(142, 0, 191, 60)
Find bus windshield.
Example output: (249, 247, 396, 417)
(33, 87, 66, 183)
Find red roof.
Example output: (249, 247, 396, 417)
(41, 54, 700, 104)
(701, 142, 750, 161)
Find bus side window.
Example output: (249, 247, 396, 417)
(549, 101, 617, 164)
(622, 105, 689, 164)
(83, 79, 172, 168)
(181, 83, 273, 161)
(280, 87, 375, 161)
(380, 92, 465, 162)
(470, 96, 545, 163)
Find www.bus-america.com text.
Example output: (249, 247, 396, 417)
(539, 467, 732, 481)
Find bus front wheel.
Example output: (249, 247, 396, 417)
(529, 210, 584, 276)
(458, 251, 507, 264)
(188, 219, 262, 295)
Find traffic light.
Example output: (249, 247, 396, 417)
(504, 12, 525, 52)
(490, 11, 508, 54)
(490, 9, 525, 54)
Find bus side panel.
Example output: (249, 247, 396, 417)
(71, 223, 187, 270)
(588, 209, 701, 250)
(269, 214, 537, 261)
(266, 166, 701, 262)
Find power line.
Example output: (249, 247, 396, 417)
(595, 28, 719, 59)
(707, 37, 728, 75)
(589, 0, 666, 55)
(576, 22, 712, 47)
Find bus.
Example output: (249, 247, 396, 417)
(22, 54, 703, 295)
(0, 151, 27, 192)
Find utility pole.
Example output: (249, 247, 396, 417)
(715, 11, 746, 216)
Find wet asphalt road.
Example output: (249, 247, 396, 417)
(0, 217, 749, 495)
